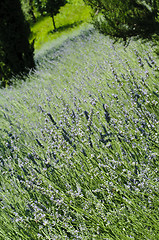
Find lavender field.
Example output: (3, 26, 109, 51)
(0, 28, 159, 239)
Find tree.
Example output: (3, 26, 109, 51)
(0, 43, 11, 86)
(84, 0, 159, 38)
(20, 0, 36, 22)
(34, 0, 48, 16)
(0, 0, 35, 86)
(46, 0, 67, 31)
(28, 0, 36, 22)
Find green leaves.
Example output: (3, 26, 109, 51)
(84, 0, 159, 38)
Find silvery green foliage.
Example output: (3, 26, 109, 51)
(0, 29, 159, 239)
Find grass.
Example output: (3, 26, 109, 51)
(30, 0, 92, 51)
(0, 24, 159, 240)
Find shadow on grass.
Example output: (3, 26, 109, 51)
(48, 21, 83, 34)
(30, 14, 48, 27)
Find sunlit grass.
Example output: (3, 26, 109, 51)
(30, 0, 92, 50)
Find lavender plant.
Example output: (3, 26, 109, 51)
(0, 28, 159, 239)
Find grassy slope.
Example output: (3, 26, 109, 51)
(0, 19, 159, 240)
(30, 0, 92, 51)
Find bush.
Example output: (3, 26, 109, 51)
(84, 0, 159, 38)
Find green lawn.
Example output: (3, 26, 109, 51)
(30, 0, 92, 51)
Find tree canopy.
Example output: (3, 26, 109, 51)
(84, 0, 159, 38)
(0, 0, 35, 86)
(46, 0, 67, 31)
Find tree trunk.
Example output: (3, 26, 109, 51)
(51, 14, 56, 31)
